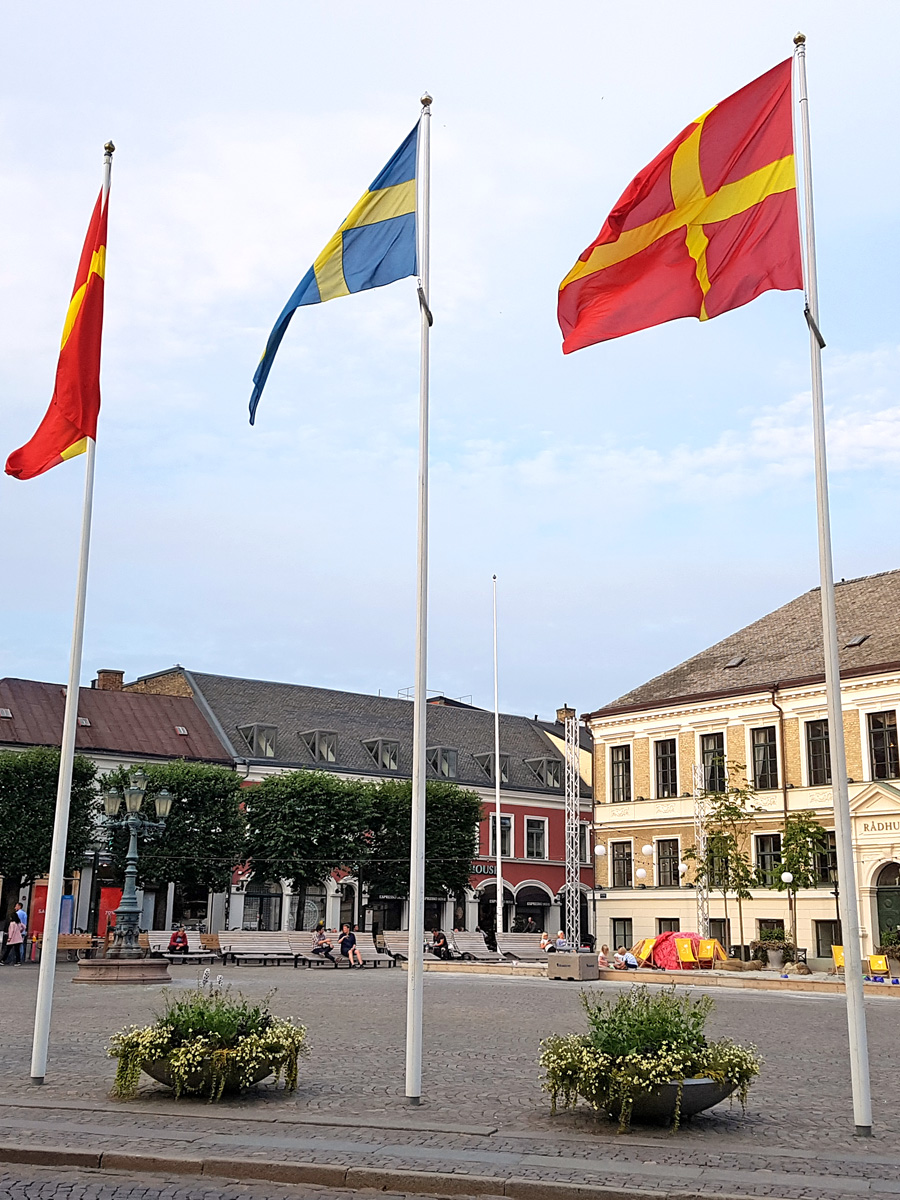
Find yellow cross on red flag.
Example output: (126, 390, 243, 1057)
(6, 188, 109, 480)
(558, 59, 802, 353)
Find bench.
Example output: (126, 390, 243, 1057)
(496, 932, 547, 962)
(147, 931, 218, 964)
(450, 932, 499, 962)
(218, 931, 295, 965)
(56, 933, 94, 961)
(289, 933, 393, 968)
(382, 933, 426, 961)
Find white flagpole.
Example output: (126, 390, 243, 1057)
(30, 142, 114, 1084)
(406, 94, 432, 1104)
(492, 575, 504, 947)
(793, 34, 872, 1135)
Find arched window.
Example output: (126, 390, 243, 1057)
(877, 862, 900, 887)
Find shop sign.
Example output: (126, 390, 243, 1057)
(861, 819, 900, 833)
(471, 861, 497, 876)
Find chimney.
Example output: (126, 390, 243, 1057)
(556, 705, 576, 725)
(94, 669, 124, 692)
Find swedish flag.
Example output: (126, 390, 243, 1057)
(249, 124, 419, 424)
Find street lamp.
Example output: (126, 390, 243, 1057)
(100, 775, 172, 958)
(781, 871, 795, 948)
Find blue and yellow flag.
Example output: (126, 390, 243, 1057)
(249, 123, 419, 424)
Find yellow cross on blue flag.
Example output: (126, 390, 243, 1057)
(249, 123, 420, 424)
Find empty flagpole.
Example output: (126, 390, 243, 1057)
(793, 34, 872, 1135)
(492, 575, 504, 946)
(406, 93, 432, 1104)
(31, 143, 114, 1084)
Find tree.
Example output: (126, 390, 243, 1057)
(686, 764, 759, 952)
(363, 779, 484, 903)
(771, 809, 829, 947)
(244, 770, 371, 910)
(103, 762, 246, 893)
(0, 748, 98, 886)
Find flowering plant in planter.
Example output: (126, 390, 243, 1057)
(109, 973, 307, 1102)
(540, 986, 760, 1132)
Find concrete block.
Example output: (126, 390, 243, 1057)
(547, 952, 599, 981)
(346, 1166, 503, 1195)
(101, 1151, 203, 1175)
(0, 1145, 101, 1168)
(204, 1157, 347, 1186)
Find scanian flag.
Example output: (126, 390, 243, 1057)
(558, 59, 802, 353)
(6, 189, 109, 480)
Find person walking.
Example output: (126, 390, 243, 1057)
(2, 914, 24, 965)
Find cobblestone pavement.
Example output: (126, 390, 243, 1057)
(1, 962, 899, 1198)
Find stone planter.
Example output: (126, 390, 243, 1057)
(766, 949, 784, 970)
(611, 1077, 737, 1126)
(143, 1058, 274, 1095)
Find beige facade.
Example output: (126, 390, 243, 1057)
(587, 667, 900, 962)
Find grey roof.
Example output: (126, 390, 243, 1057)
(591, 569, 900, 717)
(168, 670, 592, 796)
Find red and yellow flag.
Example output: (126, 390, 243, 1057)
(558, 59, 802, 354)
(6, 189, 109, 480)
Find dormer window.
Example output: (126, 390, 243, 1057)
(77, 717, 91, 727)
(525, 757, 562, 789)
(0, 708, 11, 719)
(363, 738, 399, 771)
(473, 752, 509, 783)
(426, 747, 457, 779)
(238, 723, 277, 758)
(302, 730, 337, 763)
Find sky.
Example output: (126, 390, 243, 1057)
(1, 2, 899, 722)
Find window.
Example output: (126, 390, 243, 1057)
(526, 757, 562, 789)
(473, 752, 509, 783)
(490, 814, 512, 857)
(816, 831, 837, 884)
(654, 739, 678, 798)
(363, 738, 399, 772)
(868, 711, 900, 780)
(755, 834, 782, 887)
(238, 723, 277, 758)
(610, 745, 631, 803)
(752, 726, 778, 790)
(806, 719, 831, 786)
(525, 818, 547, 859)
(427, 747, 458, 778)
(709, 918, 730, 948)
(611, 918, 633, 949)
(657, 917, 680, 933)
(656, 838, 681, 887)
(815, 919, 842, 959)
(579, 824, 590, 864)
(77, 716, 91, 727)
(0, 708, 11, 720)
(302, 729, 337, 763)
(611, 841, 633, 888)
(701, 732, 726, 793)
(175, 726, 189, 736)
(758, 918, 785, 935)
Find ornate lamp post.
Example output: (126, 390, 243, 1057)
(101, 770, 172, 958)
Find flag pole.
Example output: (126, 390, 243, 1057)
(30, 142, 114, 1084)
(492, 575, 504, 947)
(406, 93, 432, 1104)
(793, 33, 872, 1135)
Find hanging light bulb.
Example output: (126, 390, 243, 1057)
(641, 844, 653, 856)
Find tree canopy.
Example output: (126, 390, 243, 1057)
(0, 748, 98, 883)
(103, 761, 246, 893)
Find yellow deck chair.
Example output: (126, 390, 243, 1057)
(632, 937, 657, 966)
(697, 938, 727, 968)
(831, 945, 844, 973)
(868, 954, 889, 977)
(674, 936, 699, 969)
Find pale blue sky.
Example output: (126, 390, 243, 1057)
(1, 2, 898, 719)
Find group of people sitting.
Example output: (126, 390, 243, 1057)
(596, 942, 639, 970)
(311, 922, 364, 965)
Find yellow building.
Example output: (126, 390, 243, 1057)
(585, 569, 900, 967)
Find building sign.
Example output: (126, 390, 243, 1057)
(471, 861, 497, 876)
(862, 820, 900, 833)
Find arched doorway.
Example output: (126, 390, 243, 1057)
(477, 882, 514, 937)
(876, 862, 900, 943)
(514, 885, 552, 932)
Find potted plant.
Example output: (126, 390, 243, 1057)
(109, 972, 307, 1101)
(750, 927, 788, 969)
(540, 985, 761, 1132)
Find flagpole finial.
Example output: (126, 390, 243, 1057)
(420, 93, 433, 108)
(104, 141, 116, 156)
(793, 31, 806, 45)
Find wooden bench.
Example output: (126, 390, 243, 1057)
(289, 933, 393, 968)
(382, 932, 425, 961)
(56, 933, 93, 961)
(496, 932, 547, 962)
(147, 932, 217, 964)
(450, 932, 499, 961)
(218, 931, 295, 965)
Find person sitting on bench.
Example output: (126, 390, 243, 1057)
(430, 929, 452, 960)
(339, 923, 362, 967)
(168, 925, 189, 955)
(311, 923, 335, 961)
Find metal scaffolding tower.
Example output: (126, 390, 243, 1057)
(563, 707, 581, 948)
(692, 762, 710, 937)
